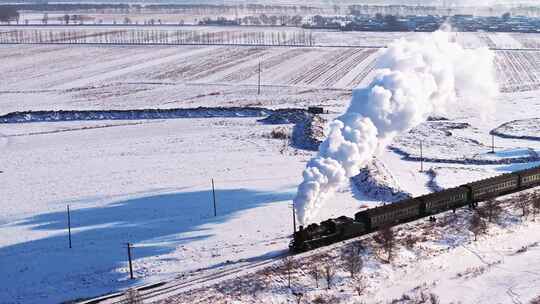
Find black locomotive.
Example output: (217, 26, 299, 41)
(290, 166, 540, 253)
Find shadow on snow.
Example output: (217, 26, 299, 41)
(1, 188, 293, 304)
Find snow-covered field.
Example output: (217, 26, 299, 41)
(2, 32, 540, 304)
(0, 43, 380, 115)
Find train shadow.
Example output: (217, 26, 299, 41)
(1, 188, 293, 304)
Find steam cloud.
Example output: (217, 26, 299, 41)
(294, 30, 498, 225)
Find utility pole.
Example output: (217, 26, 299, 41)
(127, 243, 134, 279)
(420, 140, 424, 172)
(491, 134, 495, 154)
(212, 178, 217, 217)
(67, 205, 72, 249)
(257, 61, 261, 95)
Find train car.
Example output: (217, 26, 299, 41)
(518, 166, 540, 190)
(466, 173, 519, 203)
(355, 198, 422, 230)
(419, 186, 470, 215)
(291, 166, 540, 254)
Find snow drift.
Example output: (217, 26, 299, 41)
(294, 30, 499, 225)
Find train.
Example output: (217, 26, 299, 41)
(290, 165, 540, 253)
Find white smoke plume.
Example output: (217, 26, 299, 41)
(294, 30, 498, 225)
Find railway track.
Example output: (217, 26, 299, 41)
(81, 252, 288, 304)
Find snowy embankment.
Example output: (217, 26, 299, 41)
(0, 107, 312, 124)
(160, 191, 540, 304)
(492, 118, 540, 141)
(351, 159, 412, 203)
(291, 115, 327, 151)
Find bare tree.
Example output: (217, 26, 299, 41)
(323, 262, 336, 290)
(469, 212, 487, 241)
(341, 247, 363, 278)
(309, 261, 321, 288)
(352, 275, 368, 296)
(429, 292, 441, 304)
(281, 256, 296, 289)
(122, 289, 142, 304)
(416, 291, 440, 304)
(531, 192, 540, 220)
(478, 199, 503, 223)
(517, 193, 531, 219)
(377, 226, 395, 262)
(292, 291, 304, 304)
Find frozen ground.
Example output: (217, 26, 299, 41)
(492, 118, 540, 140)
(2, 35, 540, 303)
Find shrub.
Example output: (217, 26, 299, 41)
(269, 127, 290, 139)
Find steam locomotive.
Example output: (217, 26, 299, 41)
(290, 165, 540, 253)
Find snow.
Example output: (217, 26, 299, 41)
(164, 193, 540, 304)
(493, 118, 540, 140)
(0, 118, 304, 303)
(3, 32, 540, 304)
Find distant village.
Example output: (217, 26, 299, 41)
(1, 2, 540, 33)
(301, 14, 540, 33)
(198, 13, 540, 33)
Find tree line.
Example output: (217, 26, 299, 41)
(0, 29, 315, 46)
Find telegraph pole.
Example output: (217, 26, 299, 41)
(420, 141, 424, 172)
(67, 205, 72, 249)
(212, 178, 217, 217)
(257, 61, 261, 95)
(127, 243, 134, 279)
(491, 134, 495, 154)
